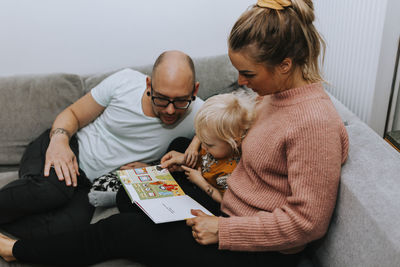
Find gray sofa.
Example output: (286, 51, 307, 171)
(1, 54, 400, 267)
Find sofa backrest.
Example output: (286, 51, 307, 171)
(0, 54, 238, 168)
(0, 73, 85, 167)
(81, 54, 239, 99)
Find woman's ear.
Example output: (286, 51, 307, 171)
(279, 58, 292, 74)
(234, 137, 242, 148)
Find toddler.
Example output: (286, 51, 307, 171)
(161, 90, 256, 203)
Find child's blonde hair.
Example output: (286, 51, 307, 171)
(195, 90, 256, 153)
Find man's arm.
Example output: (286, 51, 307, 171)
(44, 92, 105, 187)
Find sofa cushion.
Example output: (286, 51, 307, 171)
(0, 171, 18, 189)
(327, 91, 360, 126)
(0, 73, 84, 166)
(310, 120, 400, 266)
(83, 65, 153, 95)
(192, 54, 239, 100)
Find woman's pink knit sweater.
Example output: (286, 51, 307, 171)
(218, 83, 349, 253)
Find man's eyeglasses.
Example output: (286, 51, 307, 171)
(150, 84, 195, 110)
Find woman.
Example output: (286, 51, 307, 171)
(0, 0, 348, 266)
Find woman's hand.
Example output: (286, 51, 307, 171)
(160, 150, 185, 172)
(184, 136, 201, 168)
(44, 134, 79, 187)
(186, 209, 219, 245)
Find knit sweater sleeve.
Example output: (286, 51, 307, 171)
(218, 106, 348, 251)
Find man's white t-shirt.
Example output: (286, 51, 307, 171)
(77, 69, 203, 181)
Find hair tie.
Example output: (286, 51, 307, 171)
(256, 0, 291, 10)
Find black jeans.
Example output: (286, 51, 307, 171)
(0, 129, 94, 239)
(12, 137, 302, 267)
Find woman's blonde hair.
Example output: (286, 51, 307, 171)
(195, 90, 256, 153)
(229, 0, 325, 83)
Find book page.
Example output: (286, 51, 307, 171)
(117, 166, 185, 201)
(117, 165, 214, 223)
(136, 195, 214, 224)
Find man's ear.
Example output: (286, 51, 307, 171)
(279, 58, 292, 74)
(146, 76, 152, 90)
(192, 81, 200, 96)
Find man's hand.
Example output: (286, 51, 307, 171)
(120, 162, 149, 170)
(44, 92, 106, 187)
(160, 150, 185, 172)
(186, 209, 219, 245)
(44, 134, 79, 187)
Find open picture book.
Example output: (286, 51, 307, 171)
(116, 165, 213, 223)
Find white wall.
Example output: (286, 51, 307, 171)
(3, 0, 399, 134)
(314, 0, 400, 136)
(0, 0, 254, 76)
(369, 0, 400, 134)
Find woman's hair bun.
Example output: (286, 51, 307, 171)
(256, 0, 292, 10)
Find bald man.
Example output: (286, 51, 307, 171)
(0, 50, 203, 239)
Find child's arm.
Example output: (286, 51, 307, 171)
(181, 165, 223, 203)
(184, 136, 201, 168)
(160, 150, 185, 172)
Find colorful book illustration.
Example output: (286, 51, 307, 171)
(117, 165, 213, 223)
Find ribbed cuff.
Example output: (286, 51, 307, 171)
(218, 216, 232, 250)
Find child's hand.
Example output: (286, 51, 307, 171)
(184, 136, 201, 168)
(181, 165, 203, 184)
(184, 148, 199, 168)
(182, 166, 223, 203)
(160, 151, 185, 172)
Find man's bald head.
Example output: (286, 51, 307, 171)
(151, 50, 196, 86)
(146, 50, 199, 125)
